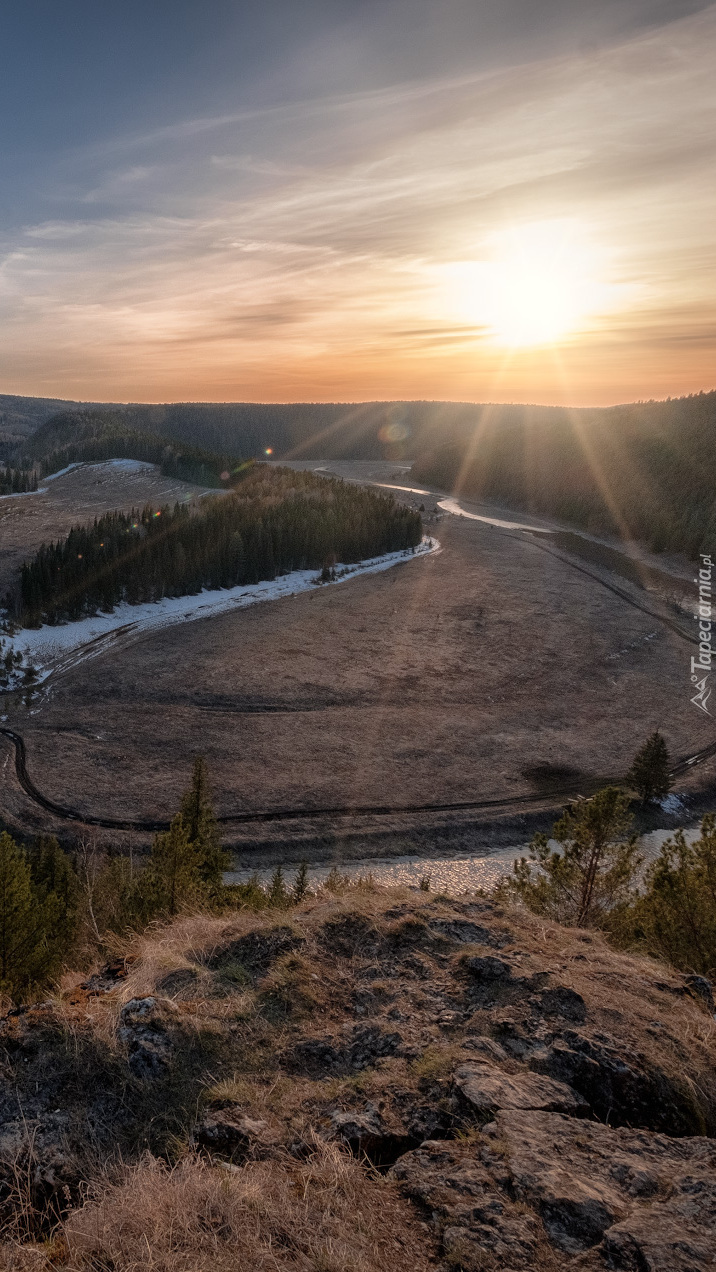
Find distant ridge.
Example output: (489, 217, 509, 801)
(3, 390, 715, 555)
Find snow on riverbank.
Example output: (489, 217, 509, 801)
(4, 536, 440, 683)
(437, 496, 553, 534)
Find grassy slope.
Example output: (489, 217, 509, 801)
(0, 884, 714, 1268)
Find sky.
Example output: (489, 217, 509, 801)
(0, 0, 714, 406)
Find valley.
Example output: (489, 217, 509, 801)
(1, 459, 713, 860)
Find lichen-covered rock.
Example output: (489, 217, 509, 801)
(290, 1023, 404, 1074)
(455, 1061, 588, 1116)
(117, 996, 178, 1080)
(192, 1110, 277, 1158)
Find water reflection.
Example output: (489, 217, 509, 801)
(225, 826, 701, 896)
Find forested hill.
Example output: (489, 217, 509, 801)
(27, 411, 245, 489)
(5, 391, 716, 556)
(15, 465, 422, 629)
(412, 390, 716, 558)
(16, 400, 487, 466)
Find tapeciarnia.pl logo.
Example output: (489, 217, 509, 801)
(691, 553, 712, 715)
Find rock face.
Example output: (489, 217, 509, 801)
(529, 1029, 700, 1136)
(455, 1061, 588, 1116)
(393, 1108, 716, 1271)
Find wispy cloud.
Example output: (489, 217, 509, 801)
(1, 5, 715, 402)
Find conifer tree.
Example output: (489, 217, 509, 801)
(138, 815, 201, 919)
(29, 835, 79, 961)
(0, 832, 52, 1000)
(626, 731, 672, 805)
(268, 865, 289, 908)
(292, 862, 310, 903)
(179, 757, 229, 892)
(507, 787, 641, 927)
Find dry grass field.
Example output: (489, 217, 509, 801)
(1, 460, 713, 851)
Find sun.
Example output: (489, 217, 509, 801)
(446, 220, 612, 348)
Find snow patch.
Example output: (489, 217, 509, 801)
(43, 463, 85, 482)
(4, 537, 440, 684)
(660, 793, 685, 814)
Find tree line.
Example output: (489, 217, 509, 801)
(15, 465, 422, 628)
(0, 465, 38, 496)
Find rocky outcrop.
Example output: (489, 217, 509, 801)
(393, 1108, 716, 1270)
(0, 893, 714, 1267)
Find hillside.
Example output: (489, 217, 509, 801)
(0, 885, 714, 1270)
(0, 394, 108, 463)
(412, 390, 716, 557)
(5, 390, 716, 557)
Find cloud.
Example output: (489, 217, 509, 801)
(1, 5, 715, 403)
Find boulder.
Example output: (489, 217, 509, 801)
(455, 1061, 587, 1116)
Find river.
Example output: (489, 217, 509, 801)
(224, 821, 701, 895)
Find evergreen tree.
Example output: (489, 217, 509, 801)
(137, 815, 202, 919)
(179, 757, 229, 891)
(614, 815, 716, 974)
(506, 787, 641, 927)
(626, 731, 672, 805)
(29, 835, 79, 962)
(292, 862, 310, 903)
(267, 865, 289, 908)
(0, 832, 54, 1000)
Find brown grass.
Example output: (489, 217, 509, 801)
(58, 1143, 435, 1272)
